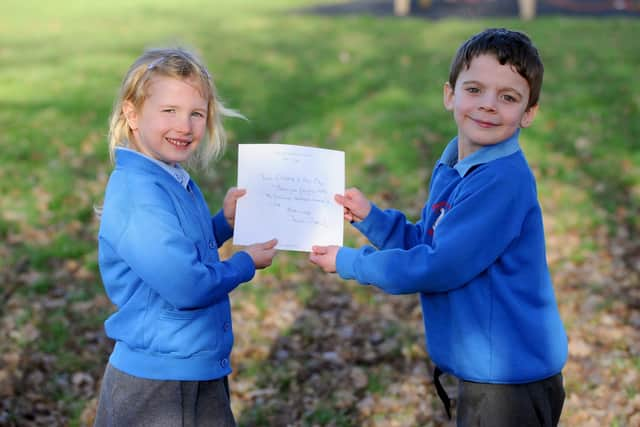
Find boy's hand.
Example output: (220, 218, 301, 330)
(223, 187, 247, 228)
(244, 239, 278, 269)
(335, 187, 371, 223)
(309, 245, 339, 273)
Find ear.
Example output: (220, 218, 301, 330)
(122, 100, 139, 131)
(520, 104, 539, 128)
(443, 82, 454, 112)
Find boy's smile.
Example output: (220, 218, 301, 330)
(444, 54, 538, 160)
(123, 76, 208, 165)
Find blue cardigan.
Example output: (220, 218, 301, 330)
(337, 132, 568, 383)
(98, 149, 255, 380)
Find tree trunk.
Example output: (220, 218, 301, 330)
(394, 0, 411, 16)
(518, 0, 537, 20)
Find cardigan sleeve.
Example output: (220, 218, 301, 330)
(113, 195, 255, 310)
(212, 209, 233, 247)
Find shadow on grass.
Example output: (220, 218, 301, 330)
(235, 271, 451, 426)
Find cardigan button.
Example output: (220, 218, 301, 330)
(223, 322, 231, 332)
(220, 358, 228, 368)
(208, 240, 214, 249)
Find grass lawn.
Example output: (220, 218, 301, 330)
(1, 1, 638, 426)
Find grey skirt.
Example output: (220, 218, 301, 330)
(94, 363, 236, 427)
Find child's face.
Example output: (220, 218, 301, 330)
(444, 54, 538, 158)
(124, 76, 208, 165)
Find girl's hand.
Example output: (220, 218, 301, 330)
(245, 239, 278, 269)
(223, 187, 246, 228)
(309, 245, 340, 273)
(335, 187, 371, 223)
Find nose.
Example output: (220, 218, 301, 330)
(479, 93, 497, 112)
(175, 113, 193, 134)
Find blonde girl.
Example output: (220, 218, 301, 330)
(94, 47, 277, 427)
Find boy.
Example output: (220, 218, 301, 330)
(309, 28, 567, 426)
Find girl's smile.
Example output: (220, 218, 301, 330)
(166, 137, 193, 148)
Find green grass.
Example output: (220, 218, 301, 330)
(304, 405, 351, 426)
(1, 0, 639, 425)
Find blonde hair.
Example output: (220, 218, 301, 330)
(108, 47, 244, 168)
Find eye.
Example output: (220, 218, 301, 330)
(191, 111, 205, 118)
(502, 94, 518, 103)
(162, 108, 175, 113)
(465, 87, 480, 94)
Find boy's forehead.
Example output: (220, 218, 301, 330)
(465, 53, 512, 70)
(461, 54, 528, 89)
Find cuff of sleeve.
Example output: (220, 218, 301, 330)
(353, 203, 384, 235)
(213, 210, 233, 244)
(228, 250, 256, 284)
(336, 247, 359, 280)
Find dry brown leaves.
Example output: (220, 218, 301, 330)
(1, 184, 638, 426)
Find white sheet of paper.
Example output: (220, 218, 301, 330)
(233, 144, 345, 252)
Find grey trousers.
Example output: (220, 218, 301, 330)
(94, 363, 236, 427)
(456, 373, 565, 427)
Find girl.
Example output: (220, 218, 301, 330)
(94, 47, 277, 426)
